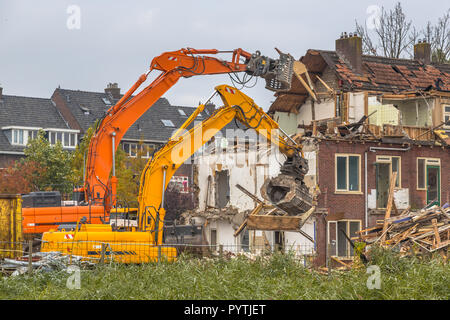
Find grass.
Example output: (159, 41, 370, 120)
(0, 247, 448, 300)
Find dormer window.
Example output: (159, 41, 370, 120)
(46, 129, 78, 148)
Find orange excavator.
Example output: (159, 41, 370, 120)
(22, 48, 295, 237)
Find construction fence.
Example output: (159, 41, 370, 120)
(0, 239, 316, 274)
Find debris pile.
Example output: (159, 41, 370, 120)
(357, 204, 450, 258)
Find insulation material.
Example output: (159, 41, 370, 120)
(367, 188, 409, 209)
(368, 97, 399, 126)
(394, 188, 409, 209)
(368, 189, 377, 209)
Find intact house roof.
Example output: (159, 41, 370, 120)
(52, 88, 217, 144)
(0, 94, 72, 155)
(269, 49, 450, 113)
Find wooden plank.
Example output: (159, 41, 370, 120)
(247, 215, 306, 231)
(234, 203, 263, 237)
(331, 256, 351, 268)
(380, 172, 397, 243)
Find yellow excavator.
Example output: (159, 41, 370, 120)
(40, 84, 311, 263)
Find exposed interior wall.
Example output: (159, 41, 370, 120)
(368, 96, 399, 125)
(192, 148, 316, 253)
(273, 111, 298, 136)
(348, 92, 365, 122)
(385, 98, 434, 127)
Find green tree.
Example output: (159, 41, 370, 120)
(22, 129, 74, 194)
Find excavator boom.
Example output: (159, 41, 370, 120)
(84, 48, 294, 211)
(41, 85, 312, 262)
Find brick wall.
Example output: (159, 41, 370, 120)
(313, 140, 449, 265)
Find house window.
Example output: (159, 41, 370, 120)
(47, 131, 77, 147)
(12, 129, 25, 145)
(161, 119, 175, 127)
(444, 105, 450, 128)
(328, 220, 361, 258)
(178, 109, 187, 116)
(49, 132, 56, 145)
(210, 229, 217, 250)
(102, 97, 111, 105)
(417, 158, 441, 204)
(376, 156, 401, 188)
(29, 130, 38, 141)
(168, 176, 189, 193)
(130, 143, 137, 157)
(335, 154, 361, 192)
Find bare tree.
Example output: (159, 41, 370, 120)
(357, 3, 449, 63)
(356, 2, 414, 58)
(428, 9, 450, 63)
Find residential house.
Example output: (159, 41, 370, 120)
(0, 86, 79, 168)
(181, 142, 316, 257)
(50, 83, 216, 195)
(268, 33, 450, 265)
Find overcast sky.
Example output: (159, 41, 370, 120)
(0, 0, 448, 110)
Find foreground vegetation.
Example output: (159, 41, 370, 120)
(0, 247, 448, 300)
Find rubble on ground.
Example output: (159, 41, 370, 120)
(358, 203, 450, 258)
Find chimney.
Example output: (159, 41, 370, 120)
(335, 32, 363, 74)
(104, 83, 121, 99)
(414, 40, 431, 64)
(0, 86, 2, 100)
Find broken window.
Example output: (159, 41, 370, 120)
(335, 154, 360, 192)
(331, 220, 361, 258)
(215, 170, 230, 209)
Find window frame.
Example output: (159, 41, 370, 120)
(443, 105, 450, 128)
(417, 157, 441, 190)
(328, 219, 361, 258)
(376, 155, 401, 188)
(335, 153, 362, 193)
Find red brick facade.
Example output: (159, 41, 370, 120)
(313, 139, 449, 265)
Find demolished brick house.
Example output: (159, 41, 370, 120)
(267, 34, 450, 265)
(182, 34, 449, 265)
(180, 137, 316, 257)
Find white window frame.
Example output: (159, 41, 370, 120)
(444, 105, 450, 128)
(328, 219, 361, 258)
(46, 130, 78, 149)
(335, 154, 362, 193)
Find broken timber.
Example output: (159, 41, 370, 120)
(234, 184, 315, 242)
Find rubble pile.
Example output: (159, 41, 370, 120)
(358, 204, 450, 257)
